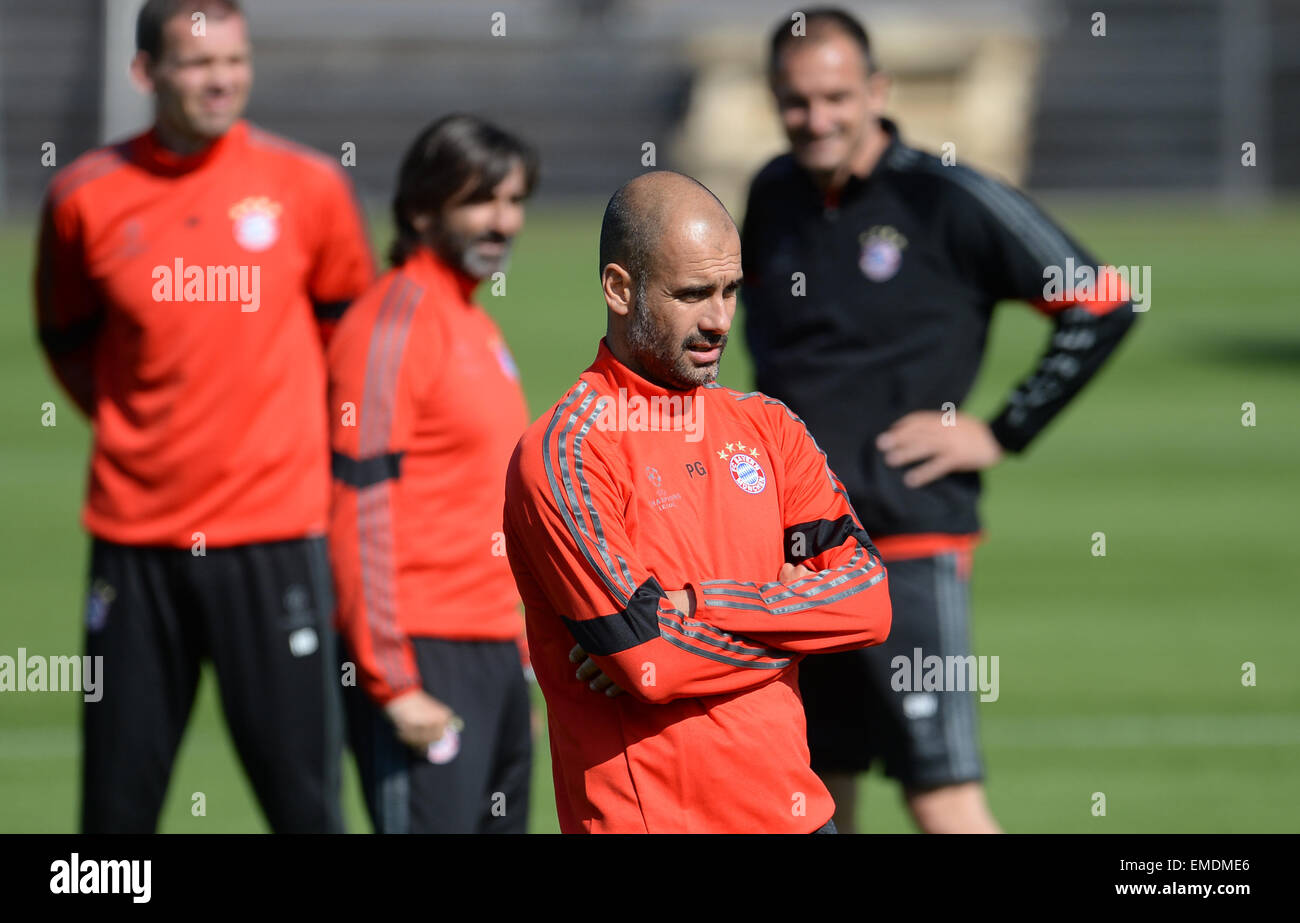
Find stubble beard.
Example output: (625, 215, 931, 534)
(625, 279, 721, 390)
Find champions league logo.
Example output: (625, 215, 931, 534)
(716, 441, 767, 495)
(229, 196, 282, 252)
(859, 225, 907, 282)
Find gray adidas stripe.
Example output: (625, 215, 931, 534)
(542, 385, 633, 603)
(569, 396, 637, 594)
(658, 631, 789, 670)
(915, 158, 1077, 272)
(657, 614, 790, 665)
(935, 553, 982, 780)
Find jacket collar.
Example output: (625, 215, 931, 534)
(130, 118, 247, 176)
(585, 338, 705, 398)
(401, 245, 481, 303)
(817, 116, 902, 209)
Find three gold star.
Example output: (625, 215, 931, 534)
(719, 440, 762, 458)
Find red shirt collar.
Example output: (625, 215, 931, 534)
(130, 118, 247, 175)
(402, 245, 481, 304)
(586, 338, 704, 398)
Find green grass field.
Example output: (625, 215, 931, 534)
(1, 200, 1297, 833)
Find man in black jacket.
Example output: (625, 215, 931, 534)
(742, 7, 1139, 832)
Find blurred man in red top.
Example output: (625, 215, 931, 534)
(504, 171, 892, 833)
(328, 115, 538, 833)
(34, 0, 373, 832)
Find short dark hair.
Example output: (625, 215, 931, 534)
(136, 0, 243, 59)
(598, 183, 657, 302)
(768, 7, 877, 77)
(389, 114, 539, 267)
(598, 172, 731, 302)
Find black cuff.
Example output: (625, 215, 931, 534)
(988, 412, 1033, 454)
(562, 577, 664, 655)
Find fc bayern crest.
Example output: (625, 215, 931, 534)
(427, 725, 461, 764)
(859, 225, 907, 282)
(729, 453, 766, 494)
(229, 196, 282, 252)
(716, 440, 767, 495)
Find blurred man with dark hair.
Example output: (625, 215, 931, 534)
(743, 7, 1138, 832)
(34, 0, 374, 832)
(328, 114, 538, 833)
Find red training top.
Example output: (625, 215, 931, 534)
(35, 119, 374, 548)
(328, 246, 530, 705)
(505, 339, 893, 833)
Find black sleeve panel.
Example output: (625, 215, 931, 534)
(562, 576, 665, 656)
(936, 166, 1142, 453)
(988, 303, 1139, 453)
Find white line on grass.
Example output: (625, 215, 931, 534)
(2, 714, 1299, 759)
(981, 714, 1300, 749)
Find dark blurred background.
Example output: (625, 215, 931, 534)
(2, 0, 1297, 215)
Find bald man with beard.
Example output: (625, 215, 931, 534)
(503, 172, 893, 833)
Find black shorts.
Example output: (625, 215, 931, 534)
(81, 536, 345, 833)
(343, 637, 532, 834)
(799, 552, 984, 789)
